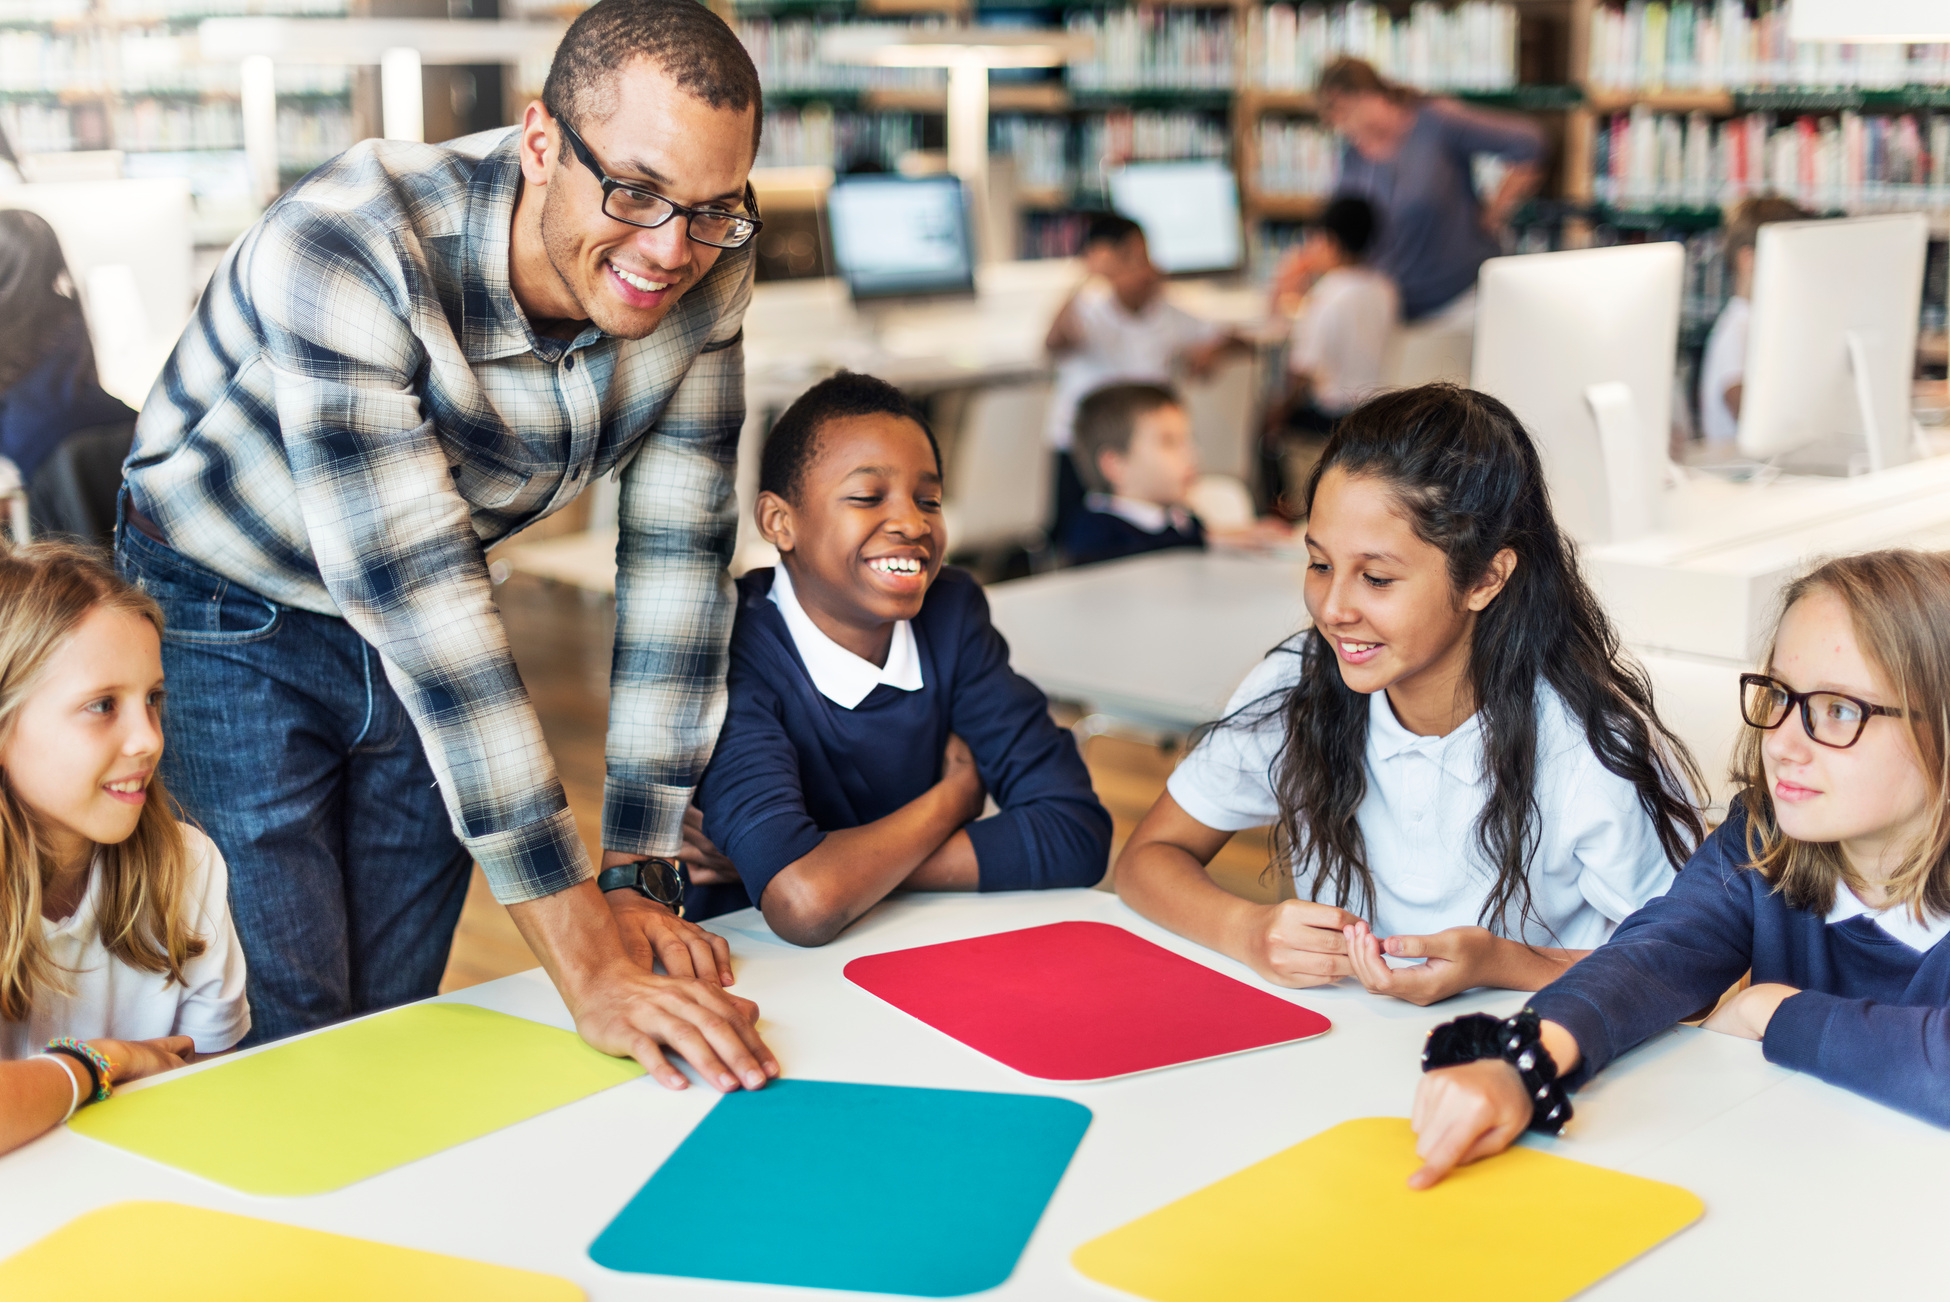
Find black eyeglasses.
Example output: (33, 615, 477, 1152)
(555, 117, 762, 250)
(1739, 673, 1906, 749)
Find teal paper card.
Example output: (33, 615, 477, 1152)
(588, 1078, 1092, 1296)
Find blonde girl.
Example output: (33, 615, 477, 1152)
(0, 540, 247, 1156)
(1413, 550, 1950, 1186)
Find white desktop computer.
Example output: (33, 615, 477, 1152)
(1471, 241, 1685, 546)
(1739, 212, 1929, 474)
(1106, 161, 1243, 275)
(824, 174, 977, 302)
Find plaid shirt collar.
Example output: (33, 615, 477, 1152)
(457, 133, 608, 365)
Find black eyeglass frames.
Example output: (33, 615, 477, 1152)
(1738, 673, 1906, 750)
(555, 117, 762, 250)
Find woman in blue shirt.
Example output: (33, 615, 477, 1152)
(1313, 57, 1545, 323)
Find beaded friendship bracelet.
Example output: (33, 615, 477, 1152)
(44, 1037, 113, 1104)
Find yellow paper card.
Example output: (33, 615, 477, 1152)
(0, 1202, 583, 1301)
(1072, 1117, 1702, 1302)
(70, 1002, 642, 1196)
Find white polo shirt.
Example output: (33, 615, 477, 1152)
(1287, 265, 1398, 415)
(2, 824, 250, 1059)
(1046, 283, 1224, 451)
(1166, 643, 1678, 946)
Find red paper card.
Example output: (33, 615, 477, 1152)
(843, 921, 1331, 1081)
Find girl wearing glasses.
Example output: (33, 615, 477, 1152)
(1410, 549, 1950, 1187)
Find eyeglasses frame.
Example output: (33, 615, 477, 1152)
(1738, 672, 1907, 750)
(553, 115, 762, 250)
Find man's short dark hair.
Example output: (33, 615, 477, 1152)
(1072, 383, 1182, 493)
(1084, 212, 1145, 250)
(543, 0, 763, 150)
(1318, 195, 1377, 260)
(761, 371, 941, 504)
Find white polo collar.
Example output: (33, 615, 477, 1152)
(1825, 884, 1950, 953)
(768, 564, 924, 710)
(1366, 689, 1485, 783)
(1084, 493, 1195, 536)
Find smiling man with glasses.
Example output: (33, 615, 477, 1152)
(116, 0, 780, 1094)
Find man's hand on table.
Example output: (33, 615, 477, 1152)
(603, 884, 736, 985)
(506, 879, 780, 1094)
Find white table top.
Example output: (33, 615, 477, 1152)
(4, 887, 1939, 1299)
(986, 550, 1311, 730)
(745, 261, 1277, 405)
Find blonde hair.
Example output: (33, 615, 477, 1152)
(0, 539, 206, 1022)
(1734, 550, 1950, 921)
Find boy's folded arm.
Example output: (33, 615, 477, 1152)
(759, 779, 980, 946)
(1764, 996, 1950, 1127)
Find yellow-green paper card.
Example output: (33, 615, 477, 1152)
(70, 1003, 642, 1195)
(0, 1202, 584, 1301)
(1071, 1117, 1702, 1302)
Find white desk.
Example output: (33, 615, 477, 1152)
(745, 259, 1275, 408)
(1, 888, 1940, 1298)
(985, 550, 1309, 730)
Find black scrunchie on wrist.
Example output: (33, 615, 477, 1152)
(1421, 1007, 1573, 1136)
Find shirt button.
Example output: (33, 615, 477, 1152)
(563, 355, 576, 371)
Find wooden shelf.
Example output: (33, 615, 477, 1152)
(857, 84, 1070, 113)
(1585, 89, 1735, 114)
(1244, 191, 1326, 221)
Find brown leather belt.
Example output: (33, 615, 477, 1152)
(126, 505, 168, 544)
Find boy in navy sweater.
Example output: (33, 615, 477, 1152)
(1061, 383, 1208, 568)
(688, 372, 1111, 943)
(1401, 550, 1950, 1187)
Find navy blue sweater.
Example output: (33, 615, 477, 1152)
(1530, 799, 1950, 1126)
(688, 566, 1111, 920)
(1062, 505, 1205, 568)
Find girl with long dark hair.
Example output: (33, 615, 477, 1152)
(1115, 384, 1705, 1005)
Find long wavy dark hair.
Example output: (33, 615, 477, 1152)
(1243, 384, 1705, 936)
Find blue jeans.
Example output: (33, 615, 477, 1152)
(117, 513, 472, 1044)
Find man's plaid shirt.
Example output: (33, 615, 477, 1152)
(126, 128, 751, 904)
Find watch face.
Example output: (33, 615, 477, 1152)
(642, 858, 685, 907)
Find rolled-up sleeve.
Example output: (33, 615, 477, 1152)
(602, 256, 752, 859)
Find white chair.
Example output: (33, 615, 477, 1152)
(1381, 316, 1474, 389)
(1185, 473, 1256, 532)
(0, 456, 29, 544)
(943, 378, 1053, 561)
(1177, 352, 1261, 482)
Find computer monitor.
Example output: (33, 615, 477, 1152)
(1471, 241, 1684, 546)
(1739, 213, 1928, 474)
(1107, 161, 1242, 275)
(824, 174, 975, 302)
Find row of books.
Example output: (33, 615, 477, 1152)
(98, 0, 345, 19)
(1588, 1, 1950, 92)
(1246, 2, 1520, 93)
(0, 31, 351, 93)
(1592, 106, 1950, 211)
(755, 105, 918, 174)
(993, 114, 1069, 194)
(1065, 9, 1234, 93)
(0, 97, 347, 159)
(1254, 116, 1337, 197)
(734, 18, 945, 95)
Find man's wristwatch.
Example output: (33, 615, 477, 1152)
(596, 856, 687, 917)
